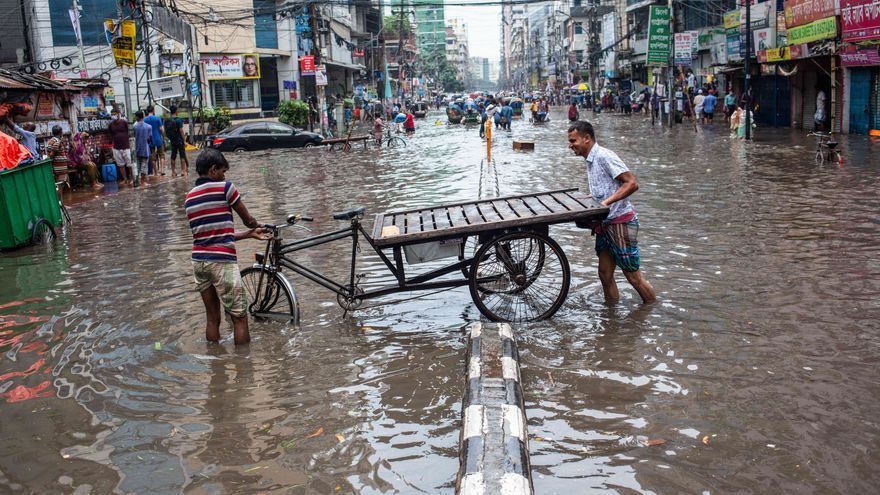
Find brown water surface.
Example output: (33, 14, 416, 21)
(1, 109, 879, 494)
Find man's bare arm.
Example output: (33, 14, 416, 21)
(232, 200, 259, 229)
(602, 171, 639, 206)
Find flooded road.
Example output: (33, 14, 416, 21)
(1, 109, 879, 494)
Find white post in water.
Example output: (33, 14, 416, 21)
(457, 322, 533, 495)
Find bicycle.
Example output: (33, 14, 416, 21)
(240, 190, 592, 323)
(377, 125, 407, 148)
(808, 131, 842, 164)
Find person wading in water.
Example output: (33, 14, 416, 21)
(567, 121, 656, 304)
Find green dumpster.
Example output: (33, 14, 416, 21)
(0, 159, 62, 249)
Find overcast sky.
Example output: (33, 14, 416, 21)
(444, 1, 501, 60)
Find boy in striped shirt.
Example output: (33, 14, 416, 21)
(185, 149, 270, 345)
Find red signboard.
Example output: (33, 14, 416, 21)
(842, 0, 880, 42)
(784, 0, 837, 28)
(299, 55, 315, 75)
(840, 46, 880, 65)
(353, 48, 365, 57)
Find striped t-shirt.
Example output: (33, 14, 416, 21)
(184, 179, 241, 262)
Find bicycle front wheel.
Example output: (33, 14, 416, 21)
(387, 136, 407, 148)
(240, 266, 300, 324)
(469, 231, 569, 322)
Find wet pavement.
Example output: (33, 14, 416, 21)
(1, 109, 879, 494)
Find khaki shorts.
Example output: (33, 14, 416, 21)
(192, 261, 247, 317)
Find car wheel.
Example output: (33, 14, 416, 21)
(233, 147, 248, 153)
(304, 142, 316, 148)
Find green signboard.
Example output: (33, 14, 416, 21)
(787, 16, 837, 45)
(647, 6, 671, 66)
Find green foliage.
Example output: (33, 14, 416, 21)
(277, 99, 310, 127)
(383, 15, 411, 36)
(201, 107, 232, 132)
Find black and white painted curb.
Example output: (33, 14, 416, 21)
(456, 322, 533, 495)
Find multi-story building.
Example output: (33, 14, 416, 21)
(3, 0, 379, 120)
(445, 19, 470, 84)
(415, 0, 447, 56)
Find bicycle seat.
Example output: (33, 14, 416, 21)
(333, 207, 365, 221)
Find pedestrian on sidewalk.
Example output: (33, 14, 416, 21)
(144, 105, 165, 176)
(108, 109, 134, 185)
(184, 148, 271, 345)
(165, 106, 186, 177)
(132, 110, 152, 187)
(566, 120, 656, 304)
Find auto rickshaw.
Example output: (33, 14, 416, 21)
(447, 101, 464, 124)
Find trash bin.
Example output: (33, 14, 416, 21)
(0, 159, 62, 249)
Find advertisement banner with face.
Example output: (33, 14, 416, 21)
(199, 54, 261, 80)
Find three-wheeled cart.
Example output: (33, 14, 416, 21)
(0, 159, 61, 249)
(243, 189, 609, 323)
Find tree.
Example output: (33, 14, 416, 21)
(383, 15, 411, 37)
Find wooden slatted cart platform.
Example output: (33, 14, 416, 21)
(371, 188, 608, 247)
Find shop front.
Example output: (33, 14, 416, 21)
(840, 0, 880, 134)
(199, 54, 263, 119)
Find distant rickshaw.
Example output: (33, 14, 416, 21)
(510, 98, 524, 118)
(447, 103, 464, 124)
(412, 102, 428, 118)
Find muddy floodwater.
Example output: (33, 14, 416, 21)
(1, 109, 879, 494)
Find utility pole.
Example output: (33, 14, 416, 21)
(397, 2, 405, 103)
(71, 0, 86, 76)
(744, 0, 751, 140)
(667, 0, 674, 127)
(309, 2, 326, 135)
(140, 0, 155, 103)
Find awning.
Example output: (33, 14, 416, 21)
(324, 60, 366, 71)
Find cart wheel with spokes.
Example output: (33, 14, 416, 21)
(469, 230, 569, 322)
(31, 219, 56, 245)
(240, 266, 300, 324)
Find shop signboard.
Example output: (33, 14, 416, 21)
(295, 14, 311, 34)
(753, 27, 776, 51)
(674, 32, 694, 65)
(784, 0, 836, 28)
(148, 76, 185, 100)
(36, 93, 55, 118)
(81, 92, 99, 112)
(787, 16, 837, 44)
(840, 46, 880, 65)
(727, 31, 742, 61)
(300, 55, 315, 75)
(740, 1, 774, 30)
(841, 0, 880, 42)
(199, 54, 261, 80)
(104, 19, 136, 67)
(723, 10, 741, 29)
(315, 64, 327, 86)
(647, 5, 671, 65)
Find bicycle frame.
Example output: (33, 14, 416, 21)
(270, 219, 473, 301)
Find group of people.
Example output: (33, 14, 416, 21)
(106, 105, 189, 187)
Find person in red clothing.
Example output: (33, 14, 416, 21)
(403, 112, 415, 133)
(184, 149, 271, 345)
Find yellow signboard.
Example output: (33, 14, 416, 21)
(105, 19, 136, 67)
(723, 10, 741, 29)
(765, 46, 791, 62)
(787, 16, 836, 45)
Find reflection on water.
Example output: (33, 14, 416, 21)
(1, 109, 879, 493)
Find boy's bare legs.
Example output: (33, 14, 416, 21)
(230, 316, 251, 345)
(170, 158, 177, 177)
(200, 286, 222, 342)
